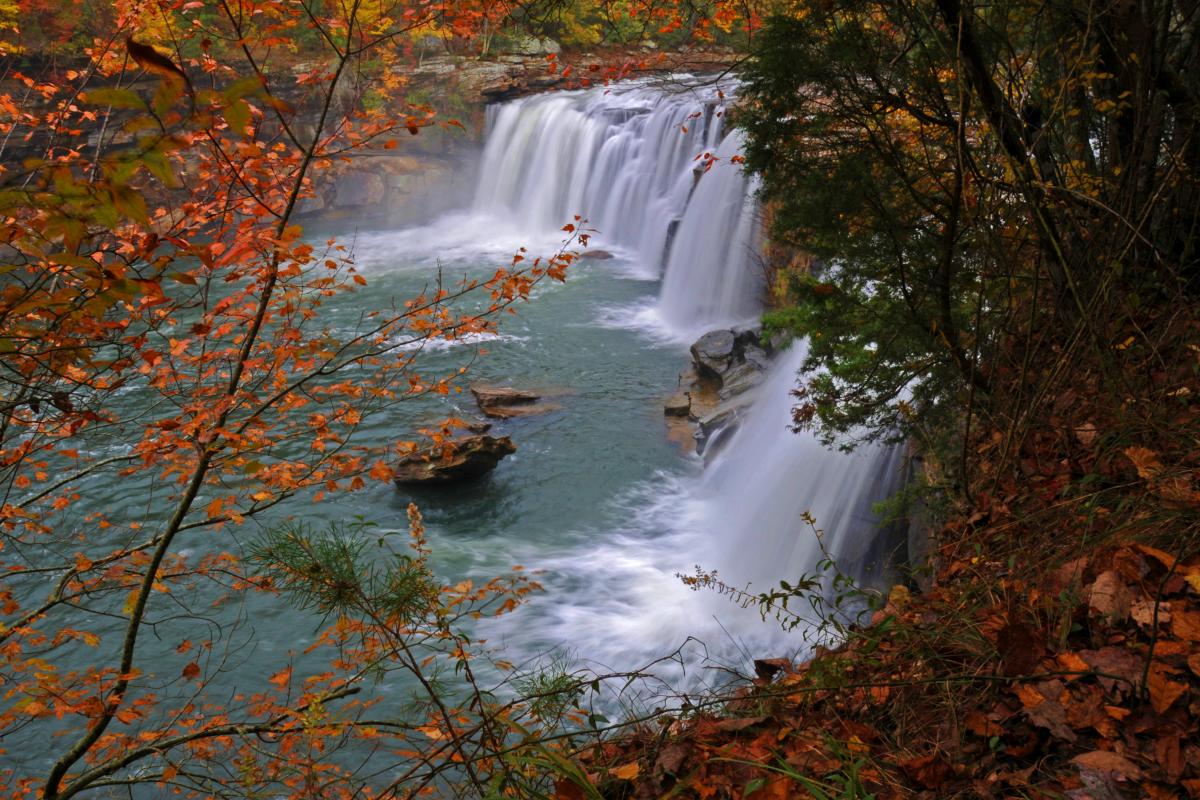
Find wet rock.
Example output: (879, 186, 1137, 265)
(393, 435, 516, 485)
(718, 360, 767, 402)
(580, 249, 615, 260)
(664, 392, 691, 417)
(471, 384, 538, 410)
(470, 384, 561, 419)
(690, 329, 738, 379)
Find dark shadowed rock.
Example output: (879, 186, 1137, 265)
(393, 435, 516, 485)
(664, 392, 691, 417)
(580, 249, 615, 260)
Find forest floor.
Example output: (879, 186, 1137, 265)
(559, 310, 1200, 798)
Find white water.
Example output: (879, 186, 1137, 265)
(468, 80, 905, 678)
(474, 79, 762, 334)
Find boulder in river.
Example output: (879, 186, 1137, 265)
(580, 249, 615, 261)
(393, 435, 516, 485)
(470, 384, 549, 419)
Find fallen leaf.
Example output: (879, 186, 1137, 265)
(1071, 750, 1142, 780)
(554, 778, 585, 800)
(1074, 422, 1098, 446)
(1133, 544, 1179, 570)
(1126, 446, 1164, 481)
(753, 658, 793, 681)
(1155, 734, 1184, 782)
(1131, 598, 1171, 627)
(714, 716, 766, 732)
(181, 661, 200, 681)
(1056, 651, 1091, 677)
(997, 619, 1045, 676)
(1172, 609, 1200, 641)
(1087, 571, 1132, 620)
(1147, 667, 1187, 713)
(610, 762, 640, 781)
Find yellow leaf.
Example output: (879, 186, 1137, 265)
(610, 762, 640, 780)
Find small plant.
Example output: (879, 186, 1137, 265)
(680, 512, 886, 644)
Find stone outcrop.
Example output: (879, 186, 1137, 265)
(393, 435, 516, 485)
(664, 327, 774, 456)
(470, 384, 558, 419)
(580, 249, 615, 261)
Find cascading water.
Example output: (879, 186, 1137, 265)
(471, 80, 905, 673)
(473, 80, 762, 332)
(697, 345, 907, 594)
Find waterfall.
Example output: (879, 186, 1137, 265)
(657, 130, 762, 331)
(474, 80, 762, 331)
(472, 82, 907, 669)
(697, 345, 906, 594)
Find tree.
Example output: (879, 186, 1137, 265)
(738, 0, 1199, 457)
(0, 2, 616, 797)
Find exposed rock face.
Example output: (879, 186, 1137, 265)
(470, 384, 559, 419)
(690, 329, 738, 379)
(665, 327, 775, 456)
(471, 384, 539, 409)
(664, 392, 691, 417)
(393, 435, 516, 485)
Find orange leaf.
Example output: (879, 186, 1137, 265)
(610, 762, 640, 781)
(269, 666, 292, 689)
(1147, 667, 1187, 713)
(181, 661, 200, 681)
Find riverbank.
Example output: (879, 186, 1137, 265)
(554, 310, 1200, 799)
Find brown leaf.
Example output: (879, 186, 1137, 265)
(1074, 422, 1098, 446)
(714, 716, 766, 732)
(997, 619, 1045, 676)
(1147, 667, 1188, 713)
(655, 743, 690, 776)
(1071, 750, 1142, 780)
(1133, 544, 1180, 570)
(1056, 651, 1091, 677)
(1172, 609, 1200, 641)
(899, 754, 950, 789)
(181, 661, 200, 681)
(753, 658, 793, 682)
(554, 778, 585, 800)
(1079, 647, 1140, 694)
(1131, 599, 1171, 627)
(965, 710, 1002, 737)
(1187, 652, 1200, 678)
(1087, 571, 1132, 620)
(1155, 734, 1184, 782)
(1126, 446, 1164, 481)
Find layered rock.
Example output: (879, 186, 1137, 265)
(664, 327, 773, 456)
(470, 384, 558, 419)
(393, 435, 516, 485)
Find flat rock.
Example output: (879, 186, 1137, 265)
(393, 435, 516, 485)
(664, 392, 691, 417)
(580, 249, 615, 260)
(479, 402, 560, 420)
(471, 384, 539, 409)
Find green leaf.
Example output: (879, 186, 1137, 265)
(222, 75, 265, 103)
(224, 98, 250, 138)
(82, 87, 148, 111)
